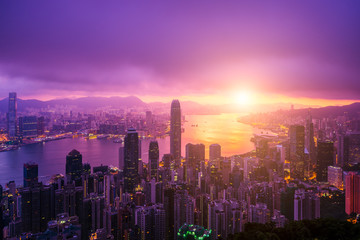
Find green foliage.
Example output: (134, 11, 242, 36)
(227, 218, 360, 240)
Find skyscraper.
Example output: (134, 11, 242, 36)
(19, 116, 38, 137)
(316, 141, 334, 182)
(66, 149, 83, 185)
(289, 125, 305, 179)
(23, 162, 38, 187)
(149, 141, 159, 181)
(305, 111, 316, 164)
(170, 99, 181, 167)
(124, 128, 139, 193)
(209, 144, 221, 162)
(7, 92, 17, 138)
(345, 172, 360, 215)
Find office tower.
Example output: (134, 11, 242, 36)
(345, 172, 360, 215)
(149, 141, 159, 181)
(305, 111, 316, 164)
(338, 133, 360, 165)
(164, 187, 175, 240)
(66, 149, 83, 185)
(327, 166, 343, 189)
(7, 92, 17, 138)
(124, 128, 139, 193)
(293, 189, 320, 221)
(209, 144, 221, 162)
(177, 224, 212, 240)
(316, 141, 334, 182)
(119, 145, 124, 170)
(185, 143, 205, 184)
(289, 125, 305, 179)
(19, 116, 38, 137)
(23, 162, 38, 187)
(170, 99, 181, 166)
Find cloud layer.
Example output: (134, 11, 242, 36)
(0, 1, 360, 100)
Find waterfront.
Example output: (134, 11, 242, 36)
(0, 114, 255, 186)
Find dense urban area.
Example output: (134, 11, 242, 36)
(1, 92, 360, 239)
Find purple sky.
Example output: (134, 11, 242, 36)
(0, 1, 360, 103)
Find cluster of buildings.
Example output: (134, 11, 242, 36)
(0, 94, 360, 239)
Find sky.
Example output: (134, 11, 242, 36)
(0, 1, 360, 106)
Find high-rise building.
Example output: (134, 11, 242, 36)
(19, 116, 38, 137)
(23, 162, 38, 187)
(124, 128, 139, 193)
(305, 111, 316, 165)
(209, 144, 221, 162)
(186, 143, 205, 184)
(164, 187, 175, 240)
(7, 92, 17, 138)
(66, 149, 83, 185)
(327, 166, 343, 189)
(338, 133, 360, 165)
(316, 141, 334, 182)
(293, 189, 320, 221)
(289, 125, 305, 179)
(149, 141, 159, 181)
(345, 171, 360, 215)
(170, 99, 181, 167)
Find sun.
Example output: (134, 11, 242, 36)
(235, 91, 253, 106)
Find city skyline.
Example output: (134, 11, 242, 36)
(1, 1, 360, 107)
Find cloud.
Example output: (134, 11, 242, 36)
(0, 1, 360, 100)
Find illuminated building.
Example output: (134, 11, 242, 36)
(327, 166, 343, 189)
(123, 128, 139, 193)
(7, 92, 17, 138)
(177, 224, 212, 240)
(19, 116, 38, 137)
(338, 133, 360, 165)
(119, 145, 124, 170)
(345, 171, 360, 215)
(149, 140, 159, 181)
(23, 162, 38, 187)
(66, 149, 83, 185)
(289, 125, 305, 179)
(170, 99, 181, 167)
(316, 141, 334, 182)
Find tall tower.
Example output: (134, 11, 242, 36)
(66, 149, 83, 185)
(149, 141, 159, 181)
(7, 92, 17, 138)
(124, 128, 139, 193)
(289, 125, 305, 179)
(170, 99, 181, 167)
(345, 172, 360, 215)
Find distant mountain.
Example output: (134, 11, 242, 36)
(0, 96, 148, 113)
